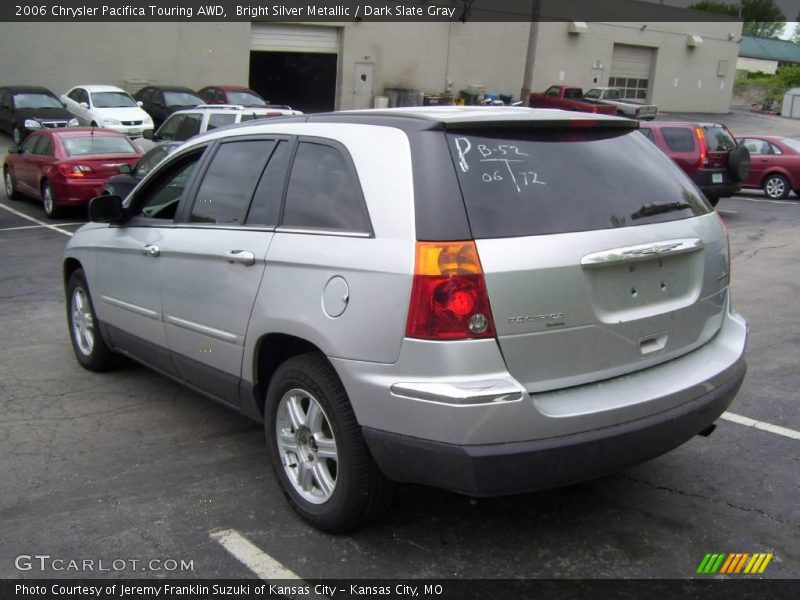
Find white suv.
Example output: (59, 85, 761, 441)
(138, 104, 302, 150)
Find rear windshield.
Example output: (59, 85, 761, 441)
(783, 138, 800, 153)
(446, 128, 710, 239)
(164, 91, 202, 107)
(63, 136, 138, 156)
(703, 126, 735, 151)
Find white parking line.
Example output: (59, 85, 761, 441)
(0, 202, 74, 237)
(210, 528, 306, 580)
(721, 412, 800, 441)
(0, 223, 83, 232)
(731, 197, 800, 206)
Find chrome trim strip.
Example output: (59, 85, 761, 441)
(164, 315, 240, 344)
(581, 238, 704, 267)
(390, 379, 525, 406)
(276, 227, 372, 238)
(100, 295, 160, 320)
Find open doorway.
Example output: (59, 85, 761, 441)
(249, 52, 337, 114)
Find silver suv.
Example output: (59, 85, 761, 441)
(63, 107, 748, 532)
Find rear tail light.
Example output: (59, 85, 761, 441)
(696, 127, 709, 166)
(405, 241, 496, 341)
(58, 164, 93, 178)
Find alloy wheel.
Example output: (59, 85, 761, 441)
(71, 287, 95, 356)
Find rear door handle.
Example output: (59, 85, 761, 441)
(143, 244, 160, 257)
(223, 250, 255, 266)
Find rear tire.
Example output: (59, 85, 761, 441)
(42, 181, 61, 219)
(762, 174, 789, 200)
(4, 167, 19, 200)
(66, 269, 120, 372)
(265, 353, 392, 532)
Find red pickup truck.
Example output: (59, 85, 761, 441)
(530, 85, 618, 115)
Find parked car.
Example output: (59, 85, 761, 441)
(134, 86, 203, 129)
(0, 86, 79, 144)
(583, 87, 658, 120)
(102, 141, 182, 199)
(639, 121, 750, 206)
(61, 85, 154, 138)
(64, 107, 747, 532)
(197, 85, 269, 107)
(4, 128, 141, 218)
(137, 104, 302, 150)
(529, 85, 618, 114)
(738, 135, 800, 199)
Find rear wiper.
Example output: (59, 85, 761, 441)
(631, 202, 693, 220)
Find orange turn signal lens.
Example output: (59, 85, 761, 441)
(414, 241, 483, 276)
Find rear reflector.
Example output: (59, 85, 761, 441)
(406, 241, 496, 340)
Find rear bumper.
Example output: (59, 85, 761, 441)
(363, 357, 745, 496)
(51, 178, 105, 205)
(695, 169, 741, 198)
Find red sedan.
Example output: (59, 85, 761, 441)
(739, 135, 800, 199)
(4, 128, 142, 218)
(197, 85, 267, 107)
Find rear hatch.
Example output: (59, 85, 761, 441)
(60, 135, 141, 178)
(445, 122, 730, 392)
(61, 153, 140, 178)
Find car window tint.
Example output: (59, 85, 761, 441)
(157, 115, 183, 140)
(164, 91, 202, 107)
(742, 139, 768, 155)
(703, 126, 735, 152)
(136, 146, 169, 176)
(20, 135, 40, 153)
(63, 136, 138, 156)
(33, 137, 52, 156)
(282, 142, 370, 232)
(661, 127, 695, 152)
(67, 89, 82, 102)
(639, 128, 655, 142)
(770, 143, 782, 155)
(446, 127, 709, 239)
(139, 156, 201, 220)
(247, 141, 291, 227)
(175, 114, 202, 140)
(208, 113, 237, 130)
(545, 86, 559, 97)
(190, 140, 275, 224)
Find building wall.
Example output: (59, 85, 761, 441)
(336, 22, 529, 110)
(736, 56, 779, 75)
(0, 22, 251, 95)
(531, 21, 743, 113)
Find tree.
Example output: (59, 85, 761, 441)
(689, 0, 786, 38)
(792, 13, 800, 44)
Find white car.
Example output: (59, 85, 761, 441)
(61, 85, 153, 138)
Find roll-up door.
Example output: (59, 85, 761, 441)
(609, 44, 655, 100)
(250, 24, 339, 54)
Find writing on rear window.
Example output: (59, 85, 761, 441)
(454, 137, 547, 193)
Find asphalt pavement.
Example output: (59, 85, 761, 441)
(0, 108, 798, 588)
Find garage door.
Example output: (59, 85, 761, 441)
(250, 24, 339, 54)
(609, 44, 655, 100)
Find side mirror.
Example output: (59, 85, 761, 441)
(118, 163, 132, 174)
(142, 129, 154, 140)
(79, 102, 89, 109)
(89, 195, 125, 224)
(7, 145, 19, 154)
(137, 100, 144, 107)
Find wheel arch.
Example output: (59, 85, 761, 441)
(252, 333, 329, 418)
(760, 169, 791, 187)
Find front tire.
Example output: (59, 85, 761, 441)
(763, 174, 789, 200)
(265, 353, 391, 532)
(42, 181, 61, 219)
(66, 269, 119, 371)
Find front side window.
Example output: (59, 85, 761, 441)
(20, 134, 41, 153)
(189, 140, 275, 224)
(742, 138, 769, 156)
(67, 89, 85, 103)
(32, 137, 52, 156)
(135, 146, 171, 176)
(136, 154, 202, 220)
(282, 142, 370, 233)
(157, 113, 201, 141)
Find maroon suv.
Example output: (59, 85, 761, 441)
(640, 122, 750, 206)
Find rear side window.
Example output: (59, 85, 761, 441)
(282, 141, 370, 233)
(703, 126, 735, 151)
(446, 127, 709, 239)
(208, 113, 236, 130)
(190, 140, 275, 224)
(661, 127, 695, 152)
